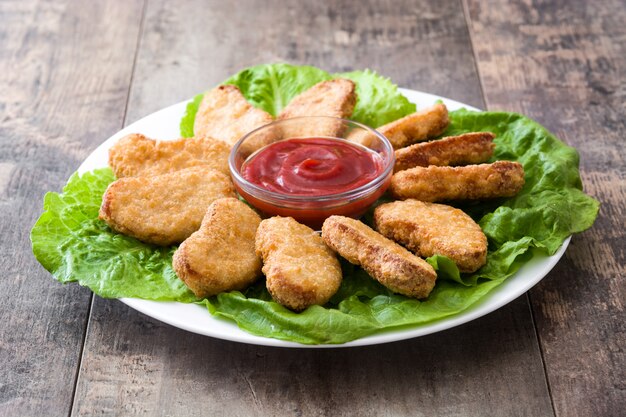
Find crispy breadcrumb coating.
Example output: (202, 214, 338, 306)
(173, 198, 262, 298)
(99, 166, 235, 245)
(390, 161, 525, 202)
(278, 79, 356, 137)
(278, 79, 356, 120)
(194, 84, 274, 147)
(321, 216, 436, 299)
(394, 132, 495, 172)
(374, 200, 487, 273)
(377, 103, 449, 149)
(108, 133, 230, 178)
(256, 217, 342, 311)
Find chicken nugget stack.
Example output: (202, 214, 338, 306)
(100, 78, 525, 311)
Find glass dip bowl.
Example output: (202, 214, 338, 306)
(229, 116, 394, 229)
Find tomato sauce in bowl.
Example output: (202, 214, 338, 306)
(229, 117, 394, 228)
(241, 138, 385, 195)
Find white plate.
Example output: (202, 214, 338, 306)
(78, 89, 569, 348)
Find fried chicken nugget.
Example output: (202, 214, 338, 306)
(278, 79, 356, 137)
(256, 217, 342, 311)
(390, 161, 525, 202)
(394, 132, 495, 172)
(378, 103, 449, 149)
(194, 84, 274, 147)
(279, 79, 356, 120)
(374, 200, 487, 273)
(99, 166, 236, 246)
(108, 133, 230, 178)
(173, 198, 262, 298)
(321, 216, 437, 299)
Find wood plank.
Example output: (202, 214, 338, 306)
(76, 297, 551, 417)
(124, 0, 485, 125)
(72, 0, 554, 415)
(0, 0, 144, 416)
(465, 0, 625, 416)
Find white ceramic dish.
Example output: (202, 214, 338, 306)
(77, 89, 569, 348)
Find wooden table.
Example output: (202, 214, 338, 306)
(1, 1, 623, 416)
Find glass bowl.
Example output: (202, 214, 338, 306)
(229, 116, 394, 229)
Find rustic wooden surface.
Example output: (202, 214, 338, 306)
(0, 1, 143, 416)
(1, 0, 623, 416)
(466, 1, 625, 416)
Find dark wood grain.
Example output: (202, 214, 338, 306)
(73, 297, 553, 417)
(71, 1, 555, 416)
(124, 0, 485, 125)
(0, 0, 144, 415)
(465, 0, 625, 416)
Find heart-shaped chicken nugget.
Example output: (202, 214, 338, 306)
(255, 216, 342, 311)
(173, 198, 262, 298)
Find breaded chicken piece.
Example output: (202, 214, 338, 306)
(390, 161, 525, 202)
(99, 166, 236, 246)
(374, 200, 487, 273)
(378, 103, 449, 149)
(108, 133, 230, 178)
(255, 217, 342, 311)
(278, 79, 356, 120)
(394, 132, 495, 172)
(278, 79, 356, 137)
(345, 129, 379, 148)
(173, 198, 262, 298)
(194, 84, 274, 147)
(321, 216, 437, 299)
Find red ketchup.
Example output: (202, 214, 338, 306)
(238, 138, 390, 228)
(242, 138, 383, 195)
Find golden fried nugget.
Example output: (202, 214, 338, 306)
(378, 103, 449, 149)
(278, 79, 356, 137)
(108, 133, 230, 178)
(321, 216, 437, 299)
(99, 166, 236, 246)
(374, 200, 487, 273)
(345, 128, 379, 148)
(173, 198, 262, 298)
(194, 84, 274, 147)
(279, 79, 356, 120)
(256, 217, 342, 311)
(394, 132, 495, 172)
(390, 161, 525, 202)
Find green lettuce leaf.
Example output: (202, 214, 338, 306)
(202, 268, 505, 344)
(30, 169, 197, 302)
(31, 66, 599, 344)
(443, 109, 599, 254)
(224, 63, 331, 116)
(180, 94, 204, 138)
(336, 69, 416, 127)
(178, 63, 416, 137)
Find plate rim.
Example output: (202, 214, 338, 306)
(77, 88, 570, 348)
